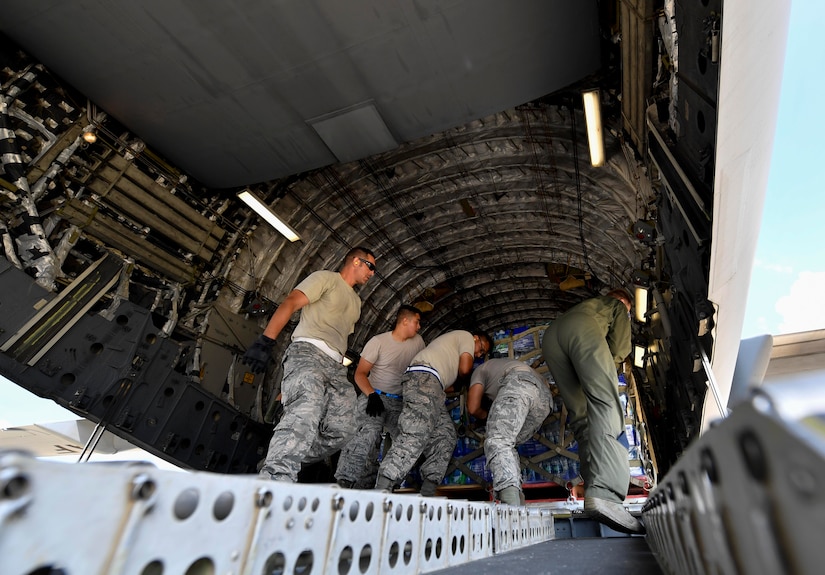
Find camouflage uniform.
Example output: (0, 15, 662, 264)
(259, 342, 356, 482)
(335, 328, 424, 488)
(335, 392, 403, 488)
(541, 296, 631, 503)
(484, 368, 551, 492)
(376, 371, 457, 485)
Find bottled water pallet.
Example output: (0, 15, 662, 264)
(0, 451, 554, 575)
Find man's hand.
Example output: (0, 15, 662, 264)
(366, 392, 385, 417)
(242, 334, 276, 374)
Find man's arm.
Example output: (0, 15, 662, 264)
(458, 352, 474, 377)
(606, 310, 632, 363)
(263, 289, 310, 340)
(356, 356, 386, 417)
(467, 383, 487, 420)
(241, 289, 310, 374)
(354, 358, 376, 395)
(445, 351, 476, 392)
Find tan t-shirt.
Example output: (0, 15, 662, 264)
(291, 270, 361, 355)
(360, 331, 425, 394)
(470, 357, 537, 402)
(410, 330, 474, 389)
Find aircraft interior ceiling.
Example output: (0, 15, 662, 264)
(0, 0, 722, 475)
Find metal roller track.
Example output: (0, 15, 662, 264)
(0, 452, 554, 575)
(642, 379, 825, 575)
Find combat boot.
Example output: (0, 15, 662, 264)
(419, 479, 439, 497)
(584, 497, 645, 534)
(496, 486, 523, 506)
(375, 475, 395, 491)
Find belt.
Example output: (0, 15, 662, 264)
(292, 337, 344, 364)
(505, 364, 532, 376)
(505, 365, 543, 386)
(374, 389, 402, 399)
(406, 365, 442, 386)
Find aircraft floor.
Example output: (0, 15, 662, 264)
(433, 536, 662, 575)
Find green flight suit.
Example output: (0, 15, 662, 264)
(541, 296, 631, 503)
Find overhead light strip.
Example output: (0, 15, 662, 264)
(582, 89, 605, 167)
(237, 190, 300, 242)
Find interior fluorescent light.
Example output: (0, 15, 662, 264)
(634, 285, 649, 323)
(633, 344, 646, 369)
(582, 89, 605, 167)
(237, 190, 300, 242)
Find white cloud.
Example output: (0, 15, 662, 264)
(753, 316, 772, 336)
(754, 258, 793, 275)
(776, 271, 825, 333)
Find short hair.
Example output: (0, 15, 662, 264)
(606, 288, 633, 306)
(395, 304, 421, 325)
(472, 331, 493, 352)
(343, 246, 375, 268)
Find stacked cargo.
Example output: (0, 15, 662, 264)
(434, 325, 653, 498)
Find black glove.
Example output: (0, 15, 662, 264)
(242, 334, 275, 374)
(366, 392, 385, 417)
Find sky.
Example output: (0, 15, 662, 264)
(739, 0, 825, 338)
(1, 1, 823, 461)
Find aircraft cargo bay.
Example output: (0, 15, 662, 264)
(2, 1, 822, 574)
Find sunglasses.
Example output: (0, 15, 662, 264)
(359, 258, 376, 272)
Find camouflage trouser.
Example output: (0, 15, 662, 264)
(259, 341, 356, 482)
(377, 371, 456, 485)
(485, 370, 552, 492)
(542, 314, 629, 502)
(335, 393, 403, 488)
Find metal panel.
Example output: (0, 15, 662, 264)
(0, 259, 53, 349)
(0, 451, 554, 575)
(620, 0, 656, 152)
(58, 200, 196, 284)
(643, 379, 825, 575)
(0, 294, 271, 473)
(0, 254, 122, 365)
(200, 305, 263, 416)
(0, 1, 602, 188)
(674, 0, 722, 102)
(418, 498, 451, 572)
(468, 502, 494, 561)
(88, 155, 224, 253)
